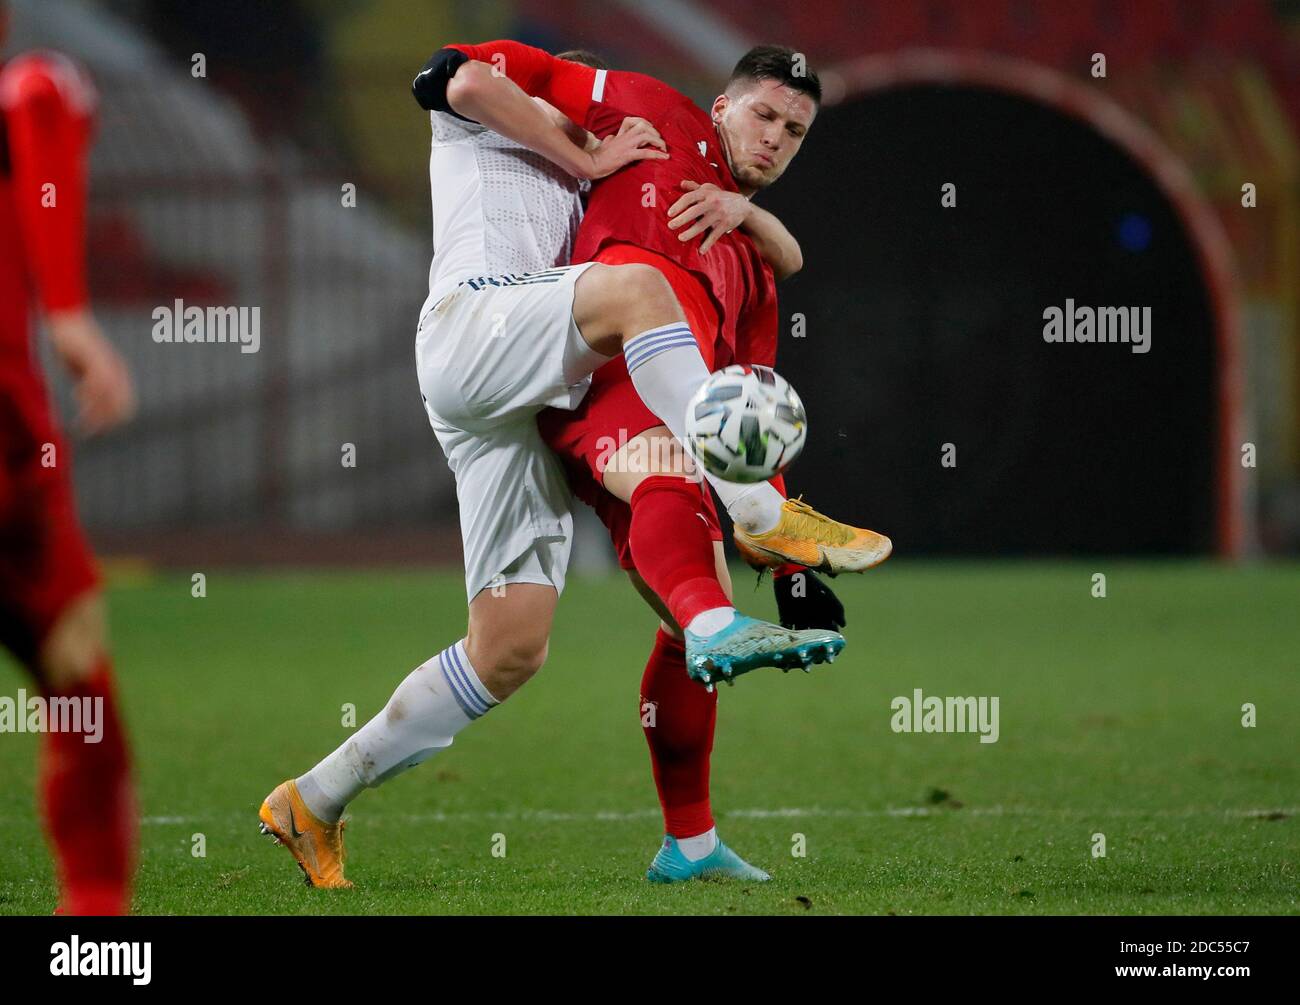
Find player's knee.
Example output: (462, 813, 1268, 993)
(38, 594, 108, 691)
(617, 263, 677, 315)
(470, 631, 549, 693)
(512, 635, 550, 678)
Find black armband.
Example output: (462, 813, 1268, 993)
(412, 47, 471, 113)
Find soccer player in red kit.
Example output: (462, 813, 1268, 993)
(421, 41, 887, 880)
(0, 2, 137, 914)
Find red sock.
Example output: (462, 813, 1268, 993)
(39, 660, 136, 915)
(628, 475, 731, 630)
(640, 629, 716, 838)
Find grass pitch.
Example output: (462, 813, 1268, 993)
(0, 562, 1296, 915)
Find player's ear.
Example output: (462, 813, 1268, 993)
(710, 93, 728, 124)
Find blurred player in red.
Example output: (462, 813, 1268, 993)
(0, 0, 137, 914)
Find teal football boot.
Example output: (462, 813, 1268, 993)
(646, 835, 771, 883)
(684, 612, 843, 688)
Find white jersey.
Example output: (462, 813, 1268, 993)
(421, 111, 586, 315)
(414, 111, 603, 601)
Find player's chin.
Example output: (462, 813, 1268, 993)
(742, 164, 780, 190)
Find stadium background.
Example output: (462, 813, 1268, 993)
(7, 0, 1300, 564)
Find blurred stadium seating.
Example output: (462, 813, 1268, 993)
(8, 0, 1300, 560)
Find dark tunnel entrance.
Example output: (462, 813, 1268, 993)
(760, 78, 1231, 556)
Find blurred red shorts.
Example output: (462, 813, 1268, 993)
(538, 243, 723, 570)
(0, 366, 99, 669)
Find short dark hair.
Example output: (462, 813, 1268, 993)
(727, 45, 820, 105)
(556, 49, 609, 71)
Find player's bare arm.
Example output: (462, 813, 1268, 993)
(417, 54, 667, 180)
(667, 179, 803, 278)
(533, 96, 598, 151)
(2, 47, 136, 439)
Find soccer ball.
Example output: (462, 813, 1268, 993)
(685, 364, 807, 483)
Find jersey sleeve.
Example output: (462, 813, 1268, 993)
(1, 62, 90, 314)
(443, 40, 599, 127)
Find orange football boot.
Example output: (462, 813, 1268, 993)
(258, 779, 353, 889)
(734, 497, 892, 573)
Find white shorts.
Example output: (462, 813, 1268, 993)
(416, 264, 607, 601)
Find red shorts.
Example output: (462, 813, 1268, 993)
(0, 367, 99, 669)
(538, 244, 723, 569)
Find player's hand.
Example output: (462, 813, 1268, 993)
(587, 116, 668, 179)
(48, 310, 136, 435)
(667, 180, 749, 253)
(773, 569, 846, 632)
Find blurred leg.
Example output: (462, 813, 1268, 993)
(36, 591, 136, 917)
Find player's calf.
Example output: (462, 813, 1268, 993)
(35, 591, 136, 916)
(627, 539, 734, 638)
(465, 581, 555, 700)
(266, 582, 558, 888)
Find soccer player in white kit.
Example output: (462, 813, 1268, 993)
(256, 50, 860, 889)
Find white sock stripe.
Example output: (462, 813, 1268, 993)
(627, 322, 693, 342)
(437, 651, 482, 720)
(625, 328, 695, 360)
(450, 641, 498, 709)
(625, 324, 693, 358)
(445, 647, 490, 717)
(626, 336, 700, 374)
(625, 330, 698, 371)
(438, 648, 487, 719)
(625, 328, 694, 362)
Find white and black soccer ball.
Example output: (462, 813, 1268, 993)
(685, 364, 807, 483)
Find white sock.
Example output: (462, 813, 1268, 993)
(624, 323, 784, 535)
(296, 640, 498, 823)
(677, 826, 718, 861)
(686, 606, 735, 637)
(718, 480, 784, 535)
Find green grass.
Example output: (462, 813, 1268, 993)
(0, 562, 1296, 915)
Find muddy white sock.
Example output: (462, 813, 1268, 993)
(296, 640, 497, 822)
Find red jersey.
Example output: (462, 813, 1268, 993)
(0, 51, 96, 365)
(444, 40, 779, 368)
(0, 53, 100, 659)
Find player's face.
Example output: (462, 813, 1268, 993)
(712, 78, 816, 193)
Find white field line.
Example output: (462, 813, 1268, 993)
(131, 806, 1300, 826)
